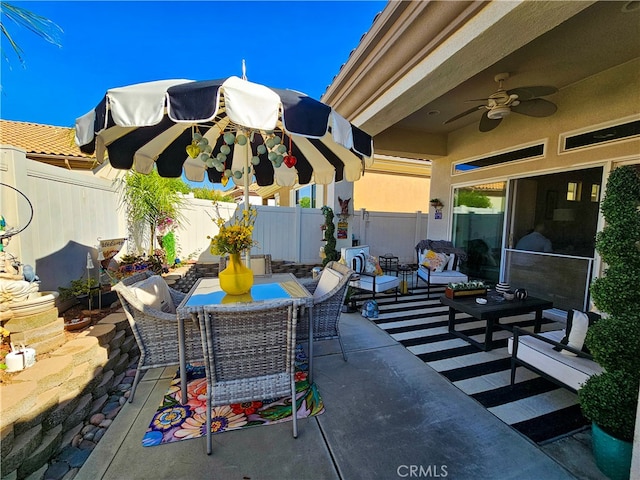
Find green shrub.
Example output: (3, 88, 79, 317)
(578, 370, 639, 442)
(58, 277, 99, 300)
(586, 317, 640, 373)
(162, 231, 176, 266)
(321, 206, 338, 266)
(581, 165, 640, 442)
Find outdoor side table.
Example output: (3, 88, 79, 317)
(397, 264, 416, 294)
(379, 254, 399, 276)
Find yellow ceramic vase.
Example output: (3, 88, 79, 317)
(219, 253, 254, 296)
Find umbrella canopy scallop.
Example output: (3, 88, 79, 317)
(75, 76, 374, 188)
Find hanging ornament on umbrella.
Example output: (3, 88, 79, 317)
(185, 122, 301, 184)
(283, 135, 297, 168)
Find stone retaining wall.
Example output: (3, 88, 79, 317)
(0, 311, 138, 479)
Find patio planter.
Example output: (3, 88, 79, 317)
(591, 422, 632, 480)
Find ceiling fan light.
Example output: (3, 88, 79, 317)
(487, 106, 511, 120)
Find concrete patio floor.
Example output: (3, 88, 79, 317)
(75, 310, 607, 480)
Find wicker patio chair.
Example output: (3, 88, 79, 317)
(112, 270, 204, 403)
(298, 261, 355, 361)
(218, 254, 272, 276)
(198, 299, 298, 455)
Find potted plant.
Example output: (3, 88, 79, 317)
(578, 165, 640, 480)
(430, 198, 444, 208)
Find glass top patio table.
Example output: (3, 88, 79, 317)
(175, 273, 314, 402)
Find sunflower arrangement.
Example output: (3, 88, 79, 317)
(208, 204, 258, 255)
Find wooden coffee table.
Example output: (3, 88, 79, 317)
(440, 294, 553, 351)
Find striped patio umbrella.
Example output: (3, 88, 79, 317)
(74, 75, 374, 194)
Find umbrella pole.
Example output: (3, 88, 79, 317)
(244, 146, 251, 269)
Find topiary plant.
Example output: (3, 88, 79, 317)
(579, 165, 640, 443)
(320, 206, 338, 266)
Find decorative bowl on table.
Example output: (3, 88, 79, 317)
(503, 291, 515, 301)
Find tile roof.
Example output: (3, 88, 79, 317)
(0, 119, 93, 158)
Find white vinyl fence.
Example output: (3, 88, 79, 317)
(1, 146, 428, 293)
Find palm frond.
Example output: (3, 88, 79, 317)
(1, 2, 63, 64)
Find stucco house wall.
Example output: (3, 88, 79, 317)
(428, 58, 640, 240)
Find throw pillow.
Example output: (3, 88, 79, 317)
(352, 251, 367, 273)
(433, 253, 450, 273)
(554, 310, 601, 356)
(446, 254, 458, 271)
(130, 275, 176, 314)
(365, 255, 383, 276)
(421, 250, 449, 272)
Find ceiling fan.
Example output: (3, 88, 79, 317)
(444, 72, 558, 132)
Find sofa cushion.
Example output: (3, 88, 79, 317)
(508, 330, 604, 391)
(130, 275, 176, 313)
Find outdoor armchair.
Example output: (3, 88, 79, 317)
(197, 299, 299, 455)
(340, 246, 400, 301)
(218, 254, 272, 276)
(415, 240, 468, 297)
(112, 270, 204, 403)
(298, 261, 355, 361)
(508, 310, 603, 393)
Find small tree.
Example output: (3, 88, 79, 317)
(118, 171, 187, 256)
(579, 165, 640, 442)
(321, 206, 338, 266)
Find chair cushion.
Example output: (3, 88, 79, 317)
(251, 257, 267, 275)
(508, 330, 604, 391)
(417, 267, 468, 285)
(130, 275, 176, 313)
(351, 274, 400, 293)
(314, 267, 343, 299)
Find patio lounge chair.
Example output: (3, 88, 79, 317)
(112, 271, 204, 403)
(415, 240, 468, 297)
(298, 261, 355, 361)
(219, 254, 272, 276)
(197, 299, 299, 455)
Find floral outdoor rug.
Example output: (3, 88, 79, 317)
(142, 346, 324, 446)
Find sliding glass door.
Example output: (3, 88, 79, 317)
(452, 167, 603, 311)
(452, 182, 507, 284)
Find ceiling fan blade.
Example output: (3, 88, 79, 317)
(507, 85, 558, 101)
(511, 98, 557, 117)
(479, 112, 501, 132)
(444, 105, 485, 124)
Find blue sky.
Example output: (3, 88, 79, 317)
(0, 1, 385, 128)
